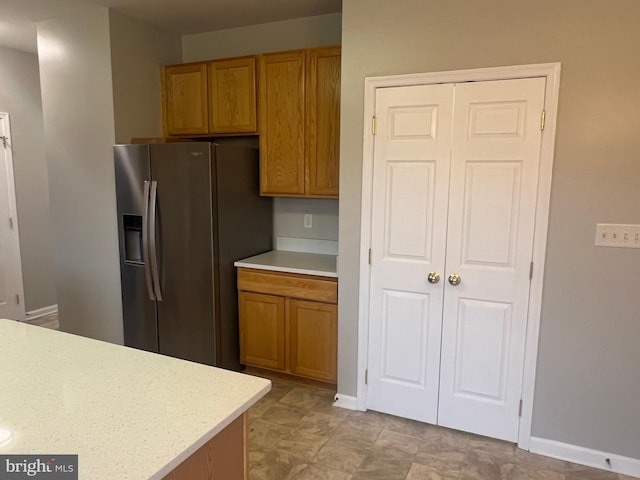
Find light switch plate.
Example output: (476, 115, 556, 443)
(595, 223, 640, 248)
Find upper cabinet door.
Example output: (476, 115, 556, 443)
(209, 58, 257, 134)
(306, 47, 341, 197)
(258, 51, 306, 196)
(164, 64, 209, 135)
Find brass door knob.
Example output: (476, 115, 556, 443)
(448, 273, 462, 286)
(427, 272, 440, 284)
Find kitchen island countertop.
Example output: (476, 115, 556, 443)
(0, 319, 270, 479)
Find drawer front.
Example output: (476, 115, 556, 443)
(237, 268, 337, 303)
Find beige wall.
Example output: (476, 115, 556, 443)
(37, 7, 185, 343)
(0, 46, 56, 312)
(109, 10, 182, 144)
(182, 13, 342, 62)
(37, 6, 122, 343)
(340, 0, 640, 458)
(182, 14, 342, 243)
(273, 198, 339, 241)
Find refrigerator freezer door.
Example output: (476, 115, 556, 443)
(114, 145, 158, 353)
(150, 143, 216, 365)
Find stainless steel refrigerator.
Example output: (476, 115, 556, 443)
(114, 142, 272, 370)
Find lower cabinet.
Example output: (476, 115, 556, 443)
(238, 292, 285, 371)
(237, 268, 337, 384)
(288, 299, 337, 382)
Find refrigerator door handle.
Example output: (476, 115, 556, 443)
(142, 181, 155, 301)
(149, 180, 163, 301)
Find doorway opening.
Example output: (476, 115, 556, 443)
(0, 112, 26, 321)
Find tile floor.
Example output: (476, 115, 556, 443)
(248, 379, 635, 480)
(24, 317, 634, 479)
(24, 312, 59, 330)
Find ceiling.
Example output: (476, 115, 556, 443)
(0, 0, 342, 53)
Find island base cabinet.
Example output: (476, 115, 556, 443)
(162, 413, 248, 480)
(289, 299, 337, 382)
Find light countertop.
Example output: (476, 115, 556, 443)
(234, 250, 338, 278)
(0, 319, 270, 480)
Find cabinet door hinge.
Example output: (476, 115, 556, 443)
(8, 217, 13, 229)
(540, 110, 546, 131)
(368, 248, 372, 265)
(1, 136, 7, 148)
(519, 399, 523, 417)
(529, 262, 534, 280)
(365, 369, 368, 385)
(372, 116, 376, 135)
(16, 294, 20, 305)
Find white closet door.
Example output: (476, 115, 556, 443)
(437, 78, 546, 441)
(366, 84, 454, 423)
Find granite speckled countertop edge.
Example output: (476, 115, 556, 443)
(0, 319, 271, 480)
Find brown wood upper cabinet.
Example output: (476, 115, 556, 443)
(258, 47, 341, 198)
(163, 57, 257, 136)
(164, 63, 209, 135)
(209, 57, 257, 134)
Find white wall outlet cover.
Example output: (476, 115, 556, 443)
(304, 214, 313, 228)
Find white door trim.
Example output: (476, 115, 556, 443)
(0, 112, 26, 321)
(357, 63, 561, 449)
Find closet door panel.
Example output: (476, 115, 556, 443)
(438, 77, 546, 442)
(366, 84, 454, 424)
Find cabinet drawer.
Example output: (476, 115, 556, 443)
(237, 268, 337, 303)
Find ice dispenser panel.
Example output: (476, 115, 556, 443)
(123, 214, 144, 264)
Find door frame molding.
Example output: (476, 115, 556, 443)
(0, 112, 26, 321)
(356, 63, 561, 449)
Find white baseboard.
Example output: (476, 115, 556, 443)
(530, 437, 640, 478)
(25, 304, 58, 320)
(332, 394, 358, 411)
